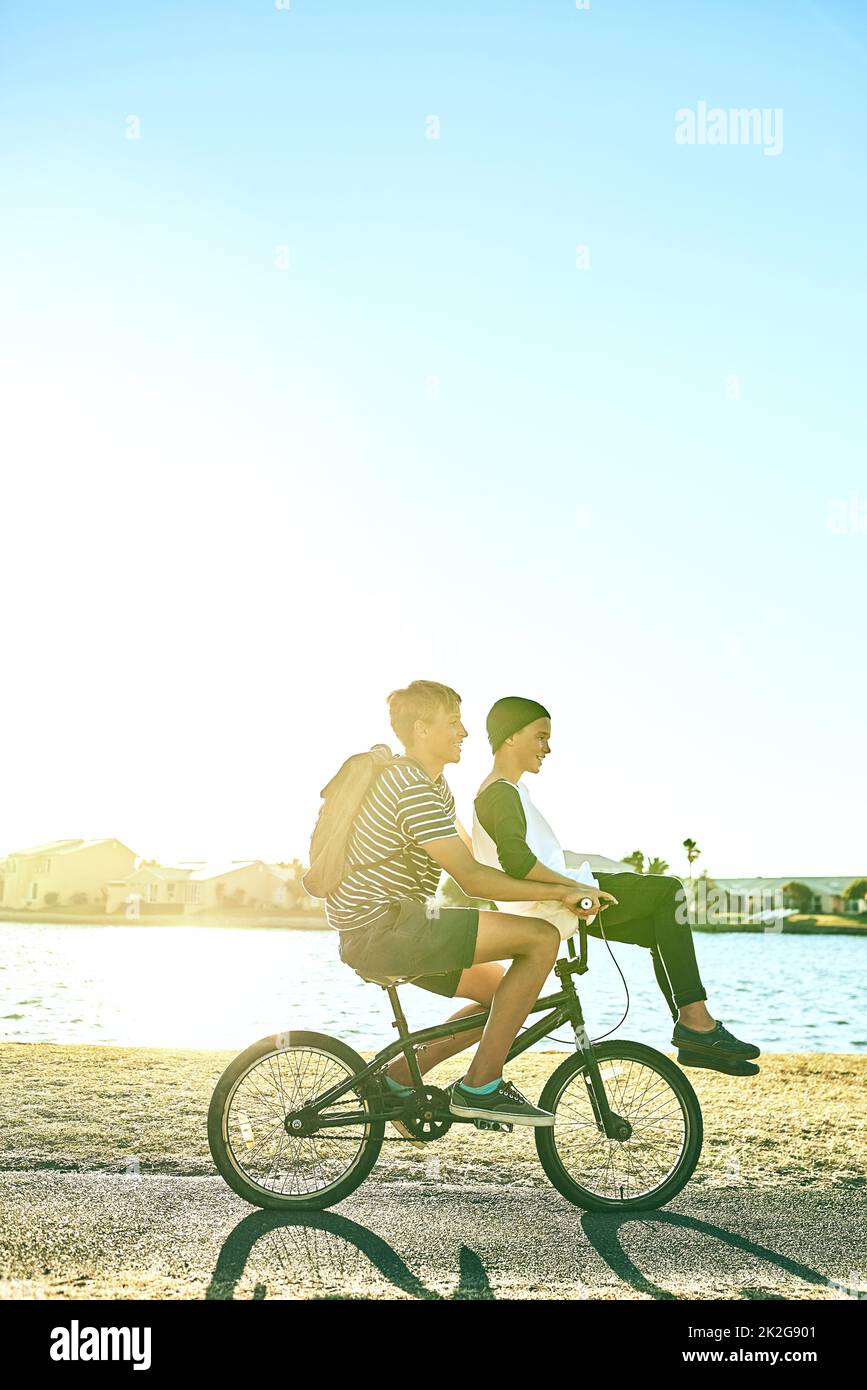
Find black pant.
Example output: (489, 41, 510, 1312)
(587, 872, 708, 1024)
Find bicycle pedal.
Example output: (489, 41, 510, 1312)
(473, 1118, 513, 1133)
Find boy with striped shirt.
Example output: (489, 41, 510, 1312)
(329, 679, 615, 1127)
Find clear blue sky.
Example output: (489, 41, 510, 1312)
(1, 1, 864, 877)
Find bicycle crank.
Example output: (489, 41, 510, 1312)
(400, 1085, 454, 1141)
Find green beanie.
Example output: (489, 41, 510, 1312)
(486, 696, 551, 752)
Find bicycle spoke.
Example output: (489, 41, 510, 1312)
(223, 1045, 373, 1199)
(550, 1053, 689, 1202)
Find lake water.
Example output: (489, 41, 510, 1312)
(1, 922, 865, 1054)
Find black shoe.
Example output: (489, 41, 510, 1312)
(448, 1077, 555, 1127)
(672, 1019, 761, 1060)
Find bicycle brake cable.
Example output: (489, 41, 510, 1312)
(521, 906, 632, 1048)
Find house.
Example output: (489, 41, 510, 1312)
(715, 877, 866, 918)
(0, 838, 137, 910)
(105, 860, 295, 915)
(560, 863, 866, 919)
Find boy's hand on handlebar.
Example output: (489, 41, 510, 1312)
(559, 887, 618, 919)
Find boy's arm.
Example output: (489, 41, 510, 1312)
(393, 777, 614, 913)
(479, 784, 537, 879)
(422, 836, 613, 914)
(474, 781, 617, 904)
(524, 860, 598, 890)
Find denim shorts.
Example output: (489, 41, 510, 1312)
(337, 897, 480, 998)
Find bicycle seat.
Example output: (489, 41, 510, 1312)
(350, 963, 411, 988)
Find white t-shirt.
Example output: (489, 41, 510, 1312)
(472, 778, 599, 940)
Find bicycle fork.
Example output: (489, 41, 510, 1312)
(565, 992, 633, 1144)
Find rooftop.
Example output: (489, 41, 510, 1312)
(715, 876, 861, 894)
(2, 838, 134, 860)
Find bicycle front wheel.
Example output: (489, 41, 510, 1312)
(535, 1040, 703, 1212)
(207, 1030, 384, 1211)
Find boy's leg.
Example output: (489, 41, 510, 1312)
(386, 963, 506, 1086)
(460, 911, 560, 1088)
(364, 903, 557, 1089)
(391, 917, 558, 1090)
(589, 872, 708, 1023)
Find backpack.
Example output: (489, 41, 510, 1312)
(301, 744, 407, 899)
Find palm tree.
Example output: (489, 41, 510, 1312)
(646, 856, 670, 875)
(622, 850, 645, 874)
(682, 838, 701, 880)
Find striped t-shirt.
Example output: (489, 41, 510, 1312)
(325, 757, 459, 932)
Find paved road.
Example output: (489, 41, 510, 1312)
(1, 1172, 863, 1300)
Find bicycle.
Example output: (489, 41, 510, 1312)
(207, 921, 703, 1214)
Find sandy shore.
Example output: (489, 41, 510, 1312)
(1, 1044, 864, 1300)
(1, 1044, 864, 1191)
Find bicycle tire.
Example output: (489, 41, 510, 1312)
(535, 1040, 703, 1212)
(207, 1030, 384, 1211)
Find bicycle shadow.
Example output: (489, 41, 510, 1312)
(205, 1205, 830, 1301)
(205, 1209, 494, 1301)
(579, 1209, 830, 1300)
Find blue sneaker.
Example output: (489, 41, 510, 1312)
(448, 1077, 555, 1127)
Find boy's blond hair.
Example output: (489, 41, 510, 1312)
(387, 680, 461, 748)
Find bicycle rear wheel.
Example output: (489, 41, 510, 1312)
(207, 1030, 384, 1211)
(535, 1040, 702, 1212)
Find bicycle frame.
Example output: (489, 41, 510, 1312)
(284, 926, 628, 1141)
